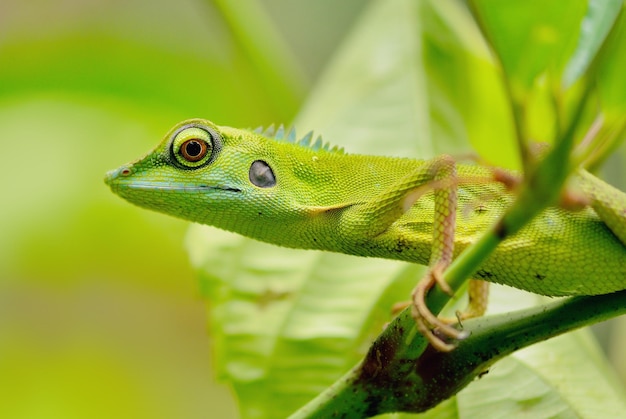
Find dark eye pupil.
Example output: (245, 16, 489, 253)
(185, 140, 202, 156)
(180, 139, 208, 162)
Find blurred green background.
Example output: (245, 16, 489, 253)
(0, 0, 371, 417)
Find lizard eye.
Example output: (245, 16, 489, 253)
(171, 125, 221, 169)
(180, 139, 208, 162)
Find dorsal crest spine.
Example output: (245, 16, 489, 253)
(252, 124, 344, 154)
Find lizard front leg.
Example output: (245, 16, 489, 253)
(409, 156, 472, 351)
(339, 155, 482, 350)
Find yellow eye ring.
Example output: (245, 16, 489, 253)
(170, 124, 221, 169)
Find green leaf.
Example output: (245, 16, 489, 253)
(472, 0, 587, 98)
(562, 0, 623, 88)
(456, 338, 623, 417)
(421, 0, 519, 168)
(188, 227, 414, 418)
(596, 6, 626, 118)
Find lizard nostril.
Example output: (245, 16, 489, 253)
(104, 165, 133, 186)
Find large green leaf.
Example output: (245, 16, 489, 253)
(188, 0, 626, 417)
(596, 5, 626, 119)
(472, 0, 587, 97)
(562, 0, 623, 88)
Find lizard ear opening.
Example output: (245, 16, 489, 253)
(249, 160, 276, 188)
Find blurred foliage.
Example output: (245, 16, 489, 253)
(0, 0, 369, 417)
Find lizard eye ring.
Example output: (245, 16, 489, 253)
(170, 124, 222, 169)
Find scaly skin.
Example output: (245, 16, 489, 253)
(105, 119, 626, 300)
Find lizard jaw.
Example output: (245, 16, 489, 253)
(104, 167, 241, 193)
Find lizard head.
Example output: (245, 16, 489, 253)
(105, 119, 286, 234)
(105, 118, 352, 247)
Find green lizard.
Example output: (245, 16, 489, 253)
(105, 118, 626, 350)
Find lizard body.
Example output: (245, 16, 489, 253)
(105, 119, 626, 299)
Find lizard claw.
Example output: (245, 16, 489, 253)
(410, 270, 469, 352)
(431, 262, 453, 296)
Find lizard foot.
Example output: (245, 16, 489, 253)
(410, 267, 469, 352)
(438, 279, 489, 324)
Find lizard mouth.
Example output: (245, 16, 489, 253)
(104, 168, 241, 193)
(122, 183, 242, 193)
